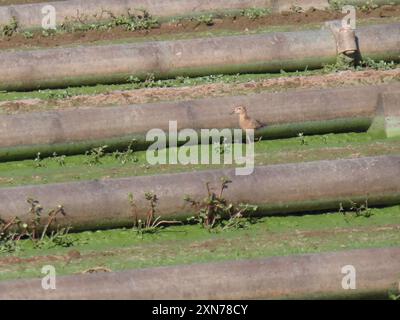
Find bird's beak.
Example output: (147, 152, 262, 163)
(230, 111, 235, 115)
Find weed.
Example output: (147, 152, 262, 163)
(129, 192, 181, 235)
(0, 217, 25, 253)
(62, 9, 159, 33)
(107, 9, 159, 31)
(22, 31, 34, 39)
(340, 199, 373, 222)
(27, 197, 42, 240)
(41, 28, 57, 37)
(358, 0, 379, 12)
(37, 226, 73, 248)
(184, 177, 257, 231)
(323, 54, 355, 73)
(329, 0, 345, 11)
(85, 145, 108, 166)
(48, 89, 72, 100)
(329, 0, 379, 11)
(127, 75, 141, 84)
(240, 8, 270, 20)
(52, 152, 66, 167)
(360, 58, 396, 71)
(349, 199, 372, 217)
(1, 16, 18, 37)
(0, 199, 71, 253)
(127, 73, 160, 88)
(195, 14, 214, 26)
(34, 152, 44, 168)
(113, 139, 138, 165)
(388, 290, 400, 300)
(28, 199, 72, 248)
(142, 73, 156, 87)
(298, 132, 308, 146)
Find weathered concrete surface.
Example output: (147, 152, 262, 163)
(0, 155, 399, 231)
(381, 92, 400, 138)
(0, 247, 399, 299)
(0, 23, 398, 91)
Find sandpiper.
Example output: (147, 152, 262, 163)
(231, 106, 265, 130)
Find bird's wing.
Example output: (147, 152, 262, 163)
(251, 119, 265, 129)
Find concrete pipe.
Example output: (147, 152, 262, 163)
(0, 247, 399, 299)
(0, 22, 398, 91)
(0, 83, 398, 161)
(0, 0, 331, 30)
(0, 155, 399, 231)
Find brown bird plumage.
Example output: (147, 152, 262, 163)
(231, 106, 264, 130)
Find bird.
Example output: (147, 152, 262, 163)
(231, 105, 265, 130)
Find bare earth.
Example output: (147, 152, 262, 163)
(1, 68, 399, 114)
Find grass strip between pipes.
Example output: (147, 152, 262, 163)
(0, 205, 399, 282)
(0, 63, 398, 107)
(0, 132, 399, 188)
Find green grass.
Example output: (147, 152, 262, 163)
(0, 71, 319, 103)
(0, 205, 399, 281)
(0, 132, 399, 188)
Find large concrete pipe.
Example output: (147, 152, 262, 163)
(1, 83, 398, 161)
(0, 22, 398, 91)
(0, 0, 331, 29)
(0, 155, 399, 231)
(0, 247, 399, 299)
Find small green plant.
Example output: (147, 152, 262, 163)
(37, 225, 73, 248)
(62, 9, 159, 33)
(195, 14, 214, 26)
(129, 192, 181, 236)
(52, 152, 66, 167)
(349, 200, 372, 218)
(323, 54, 355, 73)
(127, 73, 160, 88)
(184, 177, 257, 231)
(48, 89, 72, 100)
(27, 198, 72, 248)
(1, 199, 71, 253)
(142, 73, 156, 87)
(340, 199, 373, 222)
(1, 16, 18, 37)
(241, 8, 270, 19)
(298, 132, 308, 146)
(127, 75, 141, 84)
(85, 145, 108, 166)
(34, 152, 44, 168)
(22, 31, 34, 39)
(361, 58, 396, 71)
(329, 0, 345, 11)
(113, 139, 138, 165)
(41, 28, 57, 37)
(0, 217, 25, 253)
(358, 0, 379, 12)
(108, 9, 159, 31)
(388, 290, 400, 300)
